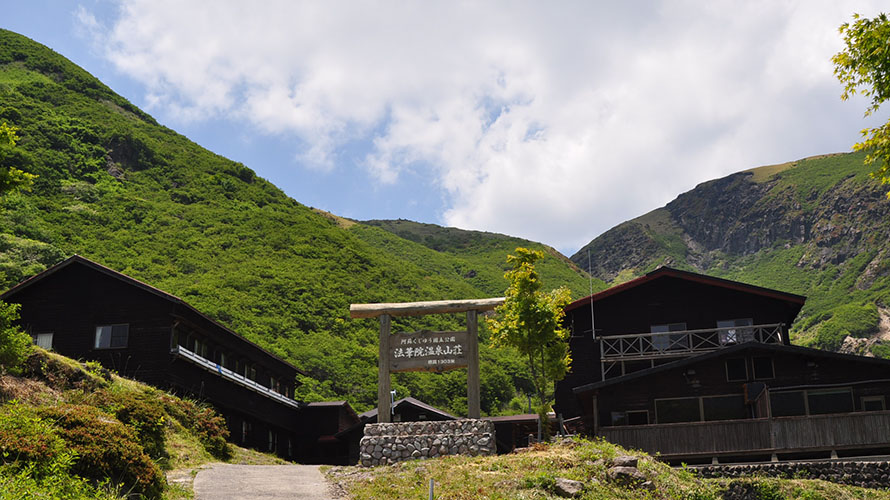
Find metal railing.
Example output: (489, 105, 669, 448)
(600, 323, 784, 379)
(171, 345, 303, 410)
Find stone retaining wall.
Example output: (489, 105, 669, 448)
(695, 460, 890, 489)
(359, 419, 495, 467)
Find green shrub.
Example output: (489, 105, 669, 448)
(0, 402, 69, 474)
(90, 388, 168, 461)
(813, 322, 847, 351)
(38, 404, 164, 499)
(0, 301, 31, 373)
(0, 464, 121, 500)
(157, 393, 231, 460)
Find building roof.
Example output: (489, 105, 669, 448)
(358, 397, 457, 421)
(565, 266, 806, 313)
(573, 341, 890, 395)
(1, 254, 306, 375)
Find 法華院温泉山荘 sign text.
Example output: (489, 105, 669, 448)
(389, 330, 468, 372)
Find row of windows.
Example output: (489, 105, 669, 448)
(611, 389, 887, 426)
(31, 324, 130, 351)
(179, 333, 290, 398)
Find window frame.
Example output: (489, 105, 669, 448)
(725, 357, 748, 382)
(32, 332, 54, 350)
(94, 324, 129, 349)
(717, 318, 754, 345)
(650, 322, 688, 352)
(752, 356, 775, 380)
(861, 396, 886, 412)
(654, 396, 702, 424)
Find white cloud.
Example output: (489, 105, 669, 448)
(83, 0, 888, 255)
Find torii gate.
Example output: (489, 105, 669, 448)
(350, 297, 504, 423)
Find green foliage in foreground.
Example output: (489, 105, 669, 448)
(0, 301, 31, 373)
(0, 349, 234, 499)
(834, 12, 890, 197)
(328, 439, 890, 500)
(488, 248, 572, 431)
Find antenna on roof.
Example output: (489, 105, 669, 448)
(587, 248, 596, 341)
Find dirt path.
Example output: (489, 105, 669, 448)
(193, 463, 338, 500)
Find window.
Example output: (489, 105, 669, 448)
(725, 358, 748, 382)
(268, 430, 277, 452)
(655, 397, 700, 424)
(862, 396, 885, 412)
(219, 352, 227, 368)
(244, 364, 256, 381)
(611, 412, 627, 426)
(703, 395, 747, 421)
(650, 323, 688, 352)
(271, 376, 280, 394)
(770, 391, 806, 417)
(808, 389, 853, 415)
(752, 357, 774, 380)
(32, 332, 53, 350)
(626, 410, 649, 425)
(717, 318, 754, 345)
(95, 324, 128, 349)
(241, 421, 251, 443)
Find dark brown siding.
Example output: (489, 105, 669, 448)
(556, 275, 803, 418)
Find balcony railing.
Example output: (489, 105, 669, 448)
(171, 345, 303, 410)
(598, 411, 890, 460)
(600, 323, 784, 379)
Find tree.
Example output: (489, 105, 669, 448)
(0, 301, 32, 373)
(833, 13, 890, 197)
(486, 248, 571, 436)
(0, 122, 37, 195)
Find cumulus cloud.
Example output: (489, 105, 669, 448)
(82, 0, 887, 254)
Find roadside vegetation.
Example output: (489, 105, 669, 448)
(0, 327, 245, 500)
(328, 439, 890, 500)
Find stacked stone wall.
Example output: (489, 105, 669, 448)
(359, 419, 495, 467)
(695, 460, 890, 489)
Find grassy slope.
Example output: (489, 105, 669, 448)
(0, 348, 275, 500)
(327, 439, 890, 500)
(0, 29, 587, 415)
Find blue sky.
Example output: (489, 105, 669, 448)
(3, 1, 888, 256)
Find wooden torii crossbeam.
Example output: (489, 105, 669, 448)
(350, 298, 505, 422)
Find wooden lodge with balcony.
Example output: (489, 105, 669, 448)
(556, 267, 890, 463)
(554, 266, 806, 419)
(0, 255, 329, 461)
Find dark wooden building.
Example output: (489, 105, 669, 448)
(1, 255, 308, 459)
(574, 342, 890, 463)
(297, 401, 361, 465)
(554, 267, 806, 419)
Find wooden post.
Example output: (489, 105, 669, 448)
(467, 309, 480, 419)
(378, 314, 391, 423)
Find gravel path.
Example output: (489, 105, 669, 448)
(194, 463, 338, 500)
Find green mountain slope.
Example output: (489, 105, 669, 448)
(573, 153, 890, 354)
(357, 219, 599, 296)
(0, 29, 590, 415)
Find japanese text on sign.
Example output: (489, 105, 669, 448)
(389, 330, 468, 372)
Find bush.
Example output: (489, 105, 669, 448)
(0, 402, 69, 474)
(38, 404, 164, 499)
(90, 388, 168, 461)
(157, 394, 231, 460)
(0, 301, 31, 373)
(812, 303, 880, 350)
